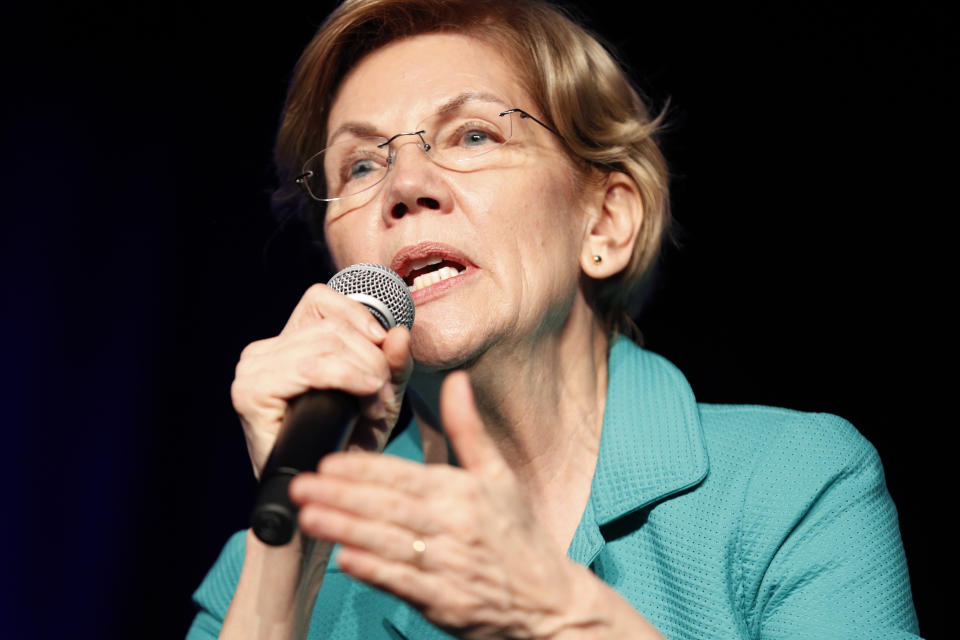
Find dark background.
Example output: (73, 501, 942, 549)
(2, 1, 949, 637)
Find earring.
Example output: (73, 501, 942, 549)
(592, 255, 603, 265)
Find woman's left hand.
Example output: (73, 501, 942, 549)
(289, 371, 593, 639)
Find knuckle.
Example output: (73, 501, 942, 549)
(383, 492, 406, 520)
(440, 506, 479, 541)
(233, 353, 259, 379)
(230, 377, 257, 412)
(318, 315, 348, 334)
(291, 284, 336, 324)
(292, 324, 345, 357)
(296, 353, 323, 378)
(303, 282, 332, 302)
(311, 330, 346, 354)
(298, 355, 366, 391)
(337, 515, 359, 540)
(239, 337, 270, 360)
(229, 378, 246, 405)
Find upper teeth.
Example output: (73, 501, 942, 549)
(410, 266, 461, 291)
(408, 257, 443, 271)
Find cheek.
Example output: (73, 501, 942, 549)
(323, 218, 378, 271)
(513, 178, 587, 304)
(323, 235, 351, 271)
(524, 171, 586, 254)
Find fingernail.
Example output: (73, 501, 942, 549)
(363, 373, 385, 389)
(369, 320, 387, 339)
(300, 507, 320, 530)
(288, 476, 305, 501)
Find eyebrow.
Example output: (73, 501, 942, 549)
(435, 91, 505, 115)
(325, 91, 507, 146)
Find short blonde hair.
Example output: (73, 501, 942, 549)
(273, 0, 670, 340)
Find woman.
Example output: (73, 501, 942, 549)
(190, 0, 919, 638)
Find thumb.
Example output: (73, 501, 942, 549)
(380, 325, 413, 417)
(440, 371, 507, 477)
(382, 325, 414, 387)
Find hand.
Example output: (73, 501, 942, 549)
(289, 372, 589, 639)
(230, 283, 414, 479)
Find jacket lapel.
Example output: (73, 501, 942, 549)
(568, 337, 709, 565)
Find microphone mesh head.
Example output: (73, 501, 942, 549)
(327, 263, 415, 330)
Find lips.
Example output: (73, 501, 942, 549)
(391, 242, 473, 296)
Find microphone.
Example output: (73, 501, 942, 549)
(250, 263, 415, 546)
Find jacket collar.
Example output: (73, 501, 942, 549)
(568, 336, 709, 565)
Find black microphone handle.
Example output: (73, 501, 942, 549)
(251, 389, 359, 546)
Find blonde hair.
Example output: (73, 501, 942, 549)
(274, 0, 670, 341)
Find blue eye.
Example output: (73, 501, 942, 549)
(348, 158, 378, 179)
(462, 130, 491, 147)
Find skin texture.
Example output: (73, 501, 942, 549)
(231, 285, 413, 478)
(223, 33, 662, 639)
(320, 35, 589, 372)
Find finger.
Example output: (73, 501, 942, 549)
(371, 325, 413, 414)
(233, 326, 391, 425)
(308, 323, 410, 422)
(382, 325, 414, 385)
(232, 348, 382, 420)
(238, 325, 390, 393)
(290, 473, 444, 535)
(299, 503, 422, 562)
(336, 546, 496, 631)
(286, 322, 392, 385)
(440, 371, 508, 478)
(335, 546, 445, 609)
(260, 332, 387, 396)
(281, 283, 387, 343)
(295, 356, 388, 399)
(317, 451, 450, 496)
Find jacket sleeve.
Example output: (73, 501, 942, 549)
(186, 530, 247, 639)
(737, 413, 921, 640)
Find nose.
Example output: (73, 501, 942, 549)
(379, 139, 451, 222)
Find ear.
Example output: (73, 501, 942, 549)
(579, 171, 644, 278)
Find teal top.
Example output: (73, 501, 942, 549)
(189, 337, 920, 639)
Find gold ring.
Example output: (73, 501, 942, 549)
(412, 538, 426, 565)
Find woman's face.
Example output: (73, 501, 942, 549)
(323, 33, 593, 369)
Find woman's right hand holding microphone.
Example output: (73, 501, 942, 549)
(231, 282, 413, 480)
(220, 283, 413, 639)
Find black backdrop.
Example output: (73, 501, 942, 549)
(2, 1, 949, 637)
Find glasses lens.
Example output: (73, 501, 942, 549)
(303, 136, 390, 201)
(300, 104, 534, 202)
(418, 102, 516, 169)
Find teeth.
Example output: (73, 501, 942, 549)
(408, 256, 443, 272)
(409, 266, 462, 292)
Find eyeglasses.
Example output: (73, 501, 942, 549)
(295, 102, 562, 207)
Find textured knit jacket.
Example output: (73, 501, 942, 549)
(189, 337, 921, 639)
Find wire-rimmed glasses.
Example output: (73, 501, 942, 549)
(295, 101, 561, 208)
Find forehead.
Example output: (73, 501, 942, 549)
(327, 33, 531, 134)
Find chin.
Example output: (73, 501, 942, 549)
(408, 316, 489, 372)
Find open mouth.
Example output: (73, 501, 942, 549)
(403, 257, 466, 292)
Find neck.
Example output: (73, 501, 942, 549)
(408, 296, 610, 547)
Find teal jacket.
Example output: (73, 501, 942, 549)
(189, 338, 920, 639)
